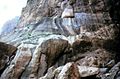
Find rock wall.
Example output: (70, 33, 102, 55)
(0, 34, 118, 79)
(0, 0, 120, 79)
(18, 0, 108, 27)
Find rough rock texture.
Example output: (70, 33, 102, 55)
(78, 65, 99, 77)
(39, 62, 99, 79)
(99, 62, 120, 79)
(0, 0, 120, 79)
(0, 42, 17, 75)
(67, 63, 81, 79)
(5, 0, 108, 37)
(40, 38, 70, 68)
(76, 49, 114, 67)
(0, 46, 32, 79)
(17, 35, 71, 79)
(20, 42, 46, 79)
(18, 0, 107, 27)
(18, 0, 61, 27)
(68, 37, 115, 67)
(61, 5, 74, 18)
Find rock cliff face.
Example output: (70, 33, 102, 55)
(18, 0, 106, 27)
(0, 0, 120, 79)
(16, 0, 110, 36)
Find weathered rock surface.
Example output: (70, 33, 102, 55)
(75, 49, 115, 67)
(0, 46, 32, 79)
(39, 62, 99, 79)
(0, 32, 118, 79)
(40, 38, 70, 68)
(61, 5, 74, 18)
(18, 0, 107, 27)
(98, 62, 120, 79)
(0, 42, 17, 75)
(78, 66, 99, 77)
(0, 0, 120, 79)
(0, 0, 106, 38)
(18, 35, 70, 79)
(67, 63, 81, 79)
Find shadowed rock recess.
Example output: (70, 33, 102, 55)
(0, 0, 120, 79)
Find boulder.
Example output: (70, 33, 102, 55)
(72, 39, 92, 54)
(20, 43, 43, 79)
(57, 62, 73, 79)
(0, 46, 32, 79)
(39, 66, 56, 79)
(61, 0, 68, 10)
(101, 62, 120, 79)
(0, 42, 17, 75)
(76, 49, 115, 67)
(67, 63, 81, 79)
(39, 62, 99, 79)
(20, 35, 70, 78)
(78, 66, 99, 77)
(61, 5, 74, 18)
(40, 38, 70, 68)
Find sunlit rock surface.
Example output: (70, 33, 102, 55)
(39, 62, 99, 79)
(61, 5, 74, 18)
(0, 0, 120, 79)
(0, 46, 31, 79)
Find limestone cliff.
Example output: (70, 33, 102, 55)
(18, 0, 107, 27)
(16, 0, 110, 36)
(0, 0, 120, 79)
